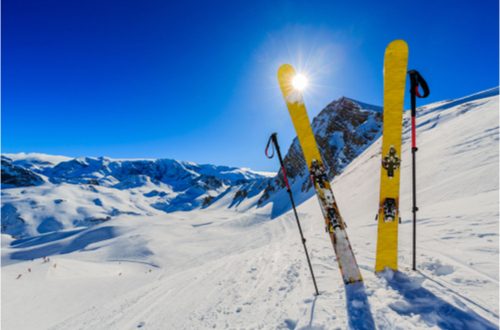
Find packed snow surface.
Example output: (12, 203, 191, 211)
(1, 88, 499, 329)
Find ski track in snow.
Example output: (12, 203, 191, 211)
(2, 89, 499, 329)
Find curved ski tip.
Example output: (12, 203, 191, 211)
(386, 39, 409, 53)
(277, 64, 295, 79)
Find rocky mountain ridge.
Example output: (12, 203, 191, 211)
(258, 97, 382, 215)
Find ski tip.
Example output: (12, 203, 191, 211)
(277, 64, 299, 100)
(386, 39, 409, 53)
(278, 63, 294, 73)
(277, 64, 295, 82)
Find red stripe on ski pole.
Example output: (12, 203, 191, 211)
(411, 116, 417, 149)
(281, 166, 291, 190)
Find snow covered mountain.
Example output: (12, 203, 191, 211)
(1, 87, 498, 329)
(1, 155, 269, 238)
(1, 157, 45, 188)
(1, 96, 382, 238)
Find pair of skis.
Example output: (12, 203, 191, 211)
(277, 40, 426, 284)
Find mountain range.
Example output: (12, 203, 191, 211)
(1, 96, 385, 238)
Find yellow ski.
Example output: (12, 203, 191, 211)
(375, 40, 409, 272)
(277, 64, 362, 284)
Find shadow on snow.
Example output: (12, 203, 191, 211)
(345, 281, 376, 330)
(8, 226, 118, 261)
(382, 271, 497, 330)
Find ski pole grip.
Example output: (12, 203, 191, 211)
(408, 70, 430, 99)
(270, 132, 278, 148)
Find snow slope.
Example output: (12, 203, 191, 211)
(1, 88, 498, 329)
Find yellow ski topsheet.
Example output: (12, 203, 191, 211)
(277, 64, 322, 167)
(375, 40, 409, 272)
(278, 64, 322, 168)
(277, 64, 327, 230)
(277, 64, 332, 233)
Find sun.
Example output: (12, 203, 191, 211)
(291, 73, 308, 91)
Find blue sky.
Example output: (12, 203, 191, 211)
(3, 0, 499, 171)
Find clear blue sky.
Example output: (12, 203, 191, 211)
(3, 0, 498, 171)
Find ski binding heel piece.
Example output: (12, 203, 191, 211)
(383, 198, 397, 222)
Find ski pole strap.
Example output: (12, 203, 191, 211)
(408, 70, 430, 99)
(265, 133, 276, 159)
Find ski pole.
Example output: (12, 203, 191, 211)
(265, 133, 320, 295)
(408, 70, 430, 271)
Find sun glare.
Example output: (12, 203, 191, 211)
(292, 73, 308, 91)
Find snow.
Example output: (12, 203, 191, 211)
(1, 157, 270, 237)
(251, 170, 277, 178)
(1, 88, 499, 329)
(3, 153, 72, 167)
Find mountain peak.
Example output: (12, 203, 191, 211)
(330, 96, 382, 112)
(258, 96, 384, 214)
